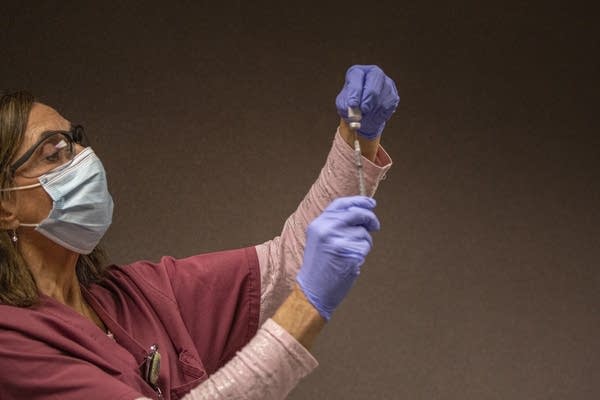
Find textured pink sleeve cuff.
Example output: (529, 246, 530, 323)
(330, 128, 393, 196)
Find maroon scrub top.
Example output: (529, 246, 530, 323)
(0, 246, 261, 400)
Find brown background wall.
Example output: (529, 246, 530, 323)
(2, 2, 598, 399)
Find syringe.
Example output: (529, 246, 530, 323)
(348, 107, 366, 196)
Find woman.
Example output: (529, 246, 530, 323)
(0, 65, 399, 399)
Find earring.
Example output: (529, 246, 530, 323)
(10, 230, 17, 244)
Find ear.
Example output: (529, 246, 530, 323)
(0, 197, 19, 230)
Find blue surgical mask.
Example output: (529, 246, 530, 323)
(15, 147, 113, 254)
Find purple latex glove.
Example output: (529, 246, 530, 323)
(296, 196, 380, 320)
(335, 65, 400, 140)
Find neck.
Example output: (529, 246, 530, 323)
(17, 231, 105, 331)
(18, 229, 82, 306)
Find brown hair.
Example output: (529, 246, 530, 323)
(0, 90, 109, 307)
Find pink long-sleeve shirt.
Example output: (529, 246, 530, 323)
(0, 130, 391, 400)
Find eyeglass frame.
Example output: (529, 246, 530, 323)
(9, 124, 87, 178)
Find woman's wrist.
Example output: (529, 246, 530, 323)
(338, 118, 381, 162)
(272, 285, 326, 351)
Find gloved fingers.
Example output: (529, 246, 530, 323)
(326, 196, 376, 213)
(344, 66, 367, 109)
(329, 234, 373, 257)
(379, 76, 400, 119)
(336, 64, 399, 129)
(361, 66, 385, 115)
(344, 236, 374, 261)
(326, 237, 371, 267)
(386, 76, 400, 109)
(339, 206, 381, 232)
(333, 225, 373, 248)
(335, 91, 349, 119)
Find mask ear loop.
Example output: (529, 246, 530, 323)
(0, 182, 42, 192)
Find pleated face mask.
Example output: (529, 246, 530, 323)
(14, 147, 114, 254)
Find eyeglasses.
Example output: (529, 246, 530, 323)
(10, 125, 88, 179)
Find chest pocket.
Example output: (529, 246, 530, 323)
(170, 349, 208, 399)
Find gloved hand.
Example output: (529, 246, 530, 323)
(335, 65, 400, 140)
(296, 196, 380, 320)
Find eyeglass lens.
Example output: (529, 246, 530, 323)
(17, 132, 77, 178)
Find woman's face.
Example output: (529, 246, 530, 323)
(11, 103, 73, 226)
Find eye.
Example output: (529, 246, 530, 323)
(38, 139, 68, 163)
